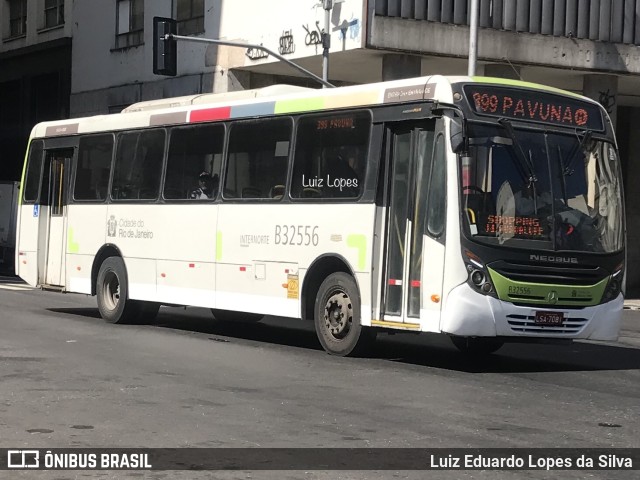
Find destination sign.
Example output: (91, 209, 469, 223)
(316, 116, 355, 130)
(463, 85, 604, 131)
(485, 215, 545, 238)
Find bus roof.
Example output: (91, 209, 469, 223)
(32, 75, 598, 139)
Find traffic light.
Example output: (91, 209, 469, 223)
(153, 17, 177, 76)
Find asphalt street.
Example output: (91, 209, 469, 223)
(0, 276, 639, 480)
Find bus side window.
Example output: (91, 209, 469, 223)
(291, 112, 370, 199)
(112, 129, 165, 201)
(74, 134, 113, 201)
(23, 140, 44, 203)
(223, 118, 291, 200)
(164, 124, 224, 200)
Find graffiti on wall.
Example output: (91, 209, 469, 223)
(243, 3, 360, 62)
(303, 22, 324, 46)
(336, 16, 360, 41)
(279, 30, 296, 55)
(246, 44, 269, 60)
(598, 89, 616, 114)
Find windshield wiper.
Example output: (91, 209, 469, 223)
(556, 144, 569, 204)
(498, 119, 538, 186)
(562, 130, 593, 176)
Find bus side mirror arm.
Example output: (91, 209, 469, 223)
(432, 103, 468, 155)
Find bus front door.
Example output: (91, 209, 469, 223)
(382, 122, 446, 328)
(40, 149, 73, 287)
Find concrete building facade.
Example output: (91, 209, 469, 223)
(0, 0, 72, 181)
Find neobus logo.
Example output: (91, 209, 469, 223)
(530, 254, 578, 264)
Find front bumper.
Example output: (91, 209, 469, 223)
(440, 283, 622, 341)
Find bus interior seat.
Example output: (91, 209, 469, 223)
(162, 187, 182, 199)
(301, 187, 322, 198)
(270, 185, 285, 199)
(241, 186, 262, 198)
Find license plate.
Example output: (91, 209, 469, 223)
(534, 311, 565, 326)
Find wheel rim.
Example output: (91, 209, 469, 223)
(101, 271, 121, 312)
(323, 288, 353, 340)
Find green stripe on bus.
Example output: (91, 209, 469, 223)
(67, 227, 79, 254)
(470, 77, 583, 98)
(274, 98, 325, 114)
(216, 231, 223, 261)
(488, 268, 608, 307)
(347, 234, 367, 271)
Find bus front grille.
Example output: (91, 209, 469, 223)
(506, 314, 588, 334)
(489, 260, 605, 286)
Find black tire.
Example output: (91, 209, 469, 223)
(450, 336, 504, 355)
(314, 272, 375, 356)
(210, 309, 263, 323)
(96, 257, 142, 324)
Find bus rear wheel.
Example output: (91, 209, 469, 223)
(450, 336, 504, 355)
(97, 257, 143, 324)
(314, 272, 375, 357)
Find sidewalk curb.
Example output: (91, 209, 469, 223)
(623, 301, 640, 310)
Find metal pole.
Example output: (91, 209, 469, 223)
(468, 0, 479, 76)
(168, 34, 334, 88)
(322, 0, 332, 86)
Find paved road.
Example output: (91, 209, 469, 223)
(1, 276, 639, 479)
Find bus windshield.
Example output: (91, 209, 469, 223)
(461, 124, 623, 253)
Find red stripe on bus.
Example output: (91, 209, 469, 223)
(190, 106, 231, 123)
(388, 279, 402, 286)
(410, 280, 421, 287)
(240, 266, 246, 271)
(189, 263, 195, 268)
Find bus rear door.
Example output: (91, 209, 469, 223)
(39, 148, 73, 287)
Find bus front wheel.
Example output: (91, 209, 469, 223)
(450, 336, 504, 355)
(97, 257, 143, 324)
(314, 272, 375, 356)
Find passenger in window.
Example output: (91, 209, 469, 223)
(329, 146, 360, 197)
(190, 172, 216, 199)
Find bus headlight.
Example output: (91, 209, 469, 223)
(464, 250, 496, 297)
(471, 270, 485, 286)
(602, 263, 624, 303)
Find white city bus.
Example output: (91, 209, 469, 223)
(16, 75, 625, 356)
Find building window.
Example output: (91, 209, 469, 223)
(44, 0, 64, 28)
(176, 0, 204, 36)
(115, 0, 144, 49)
(9, 0, 27, 38)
